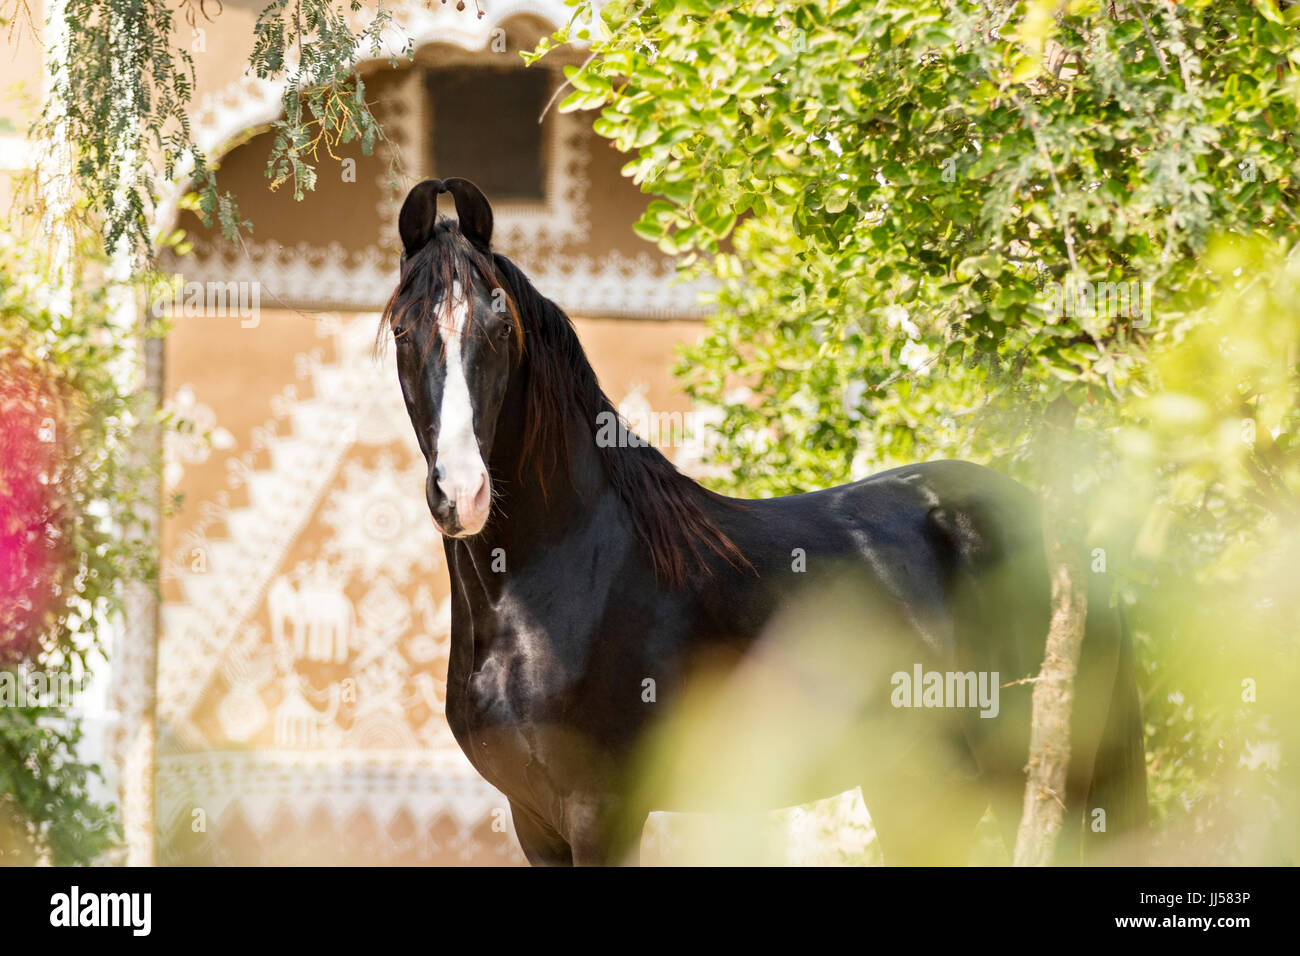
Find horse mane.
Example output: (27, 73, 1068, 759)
(381, 219, 750, 588)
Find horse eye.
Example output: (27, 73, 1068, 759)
(393, 325, 407, 339)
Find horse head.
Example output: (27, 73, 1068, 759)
(383, 178, 522, 537)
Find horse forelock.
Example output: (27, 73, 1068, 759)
(377, 218, 523, 361)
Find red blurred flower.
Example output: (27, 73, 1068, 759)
(0, 358, 71, 662)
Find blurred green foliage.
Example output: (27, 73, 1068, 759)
(0, 231, 160, 863)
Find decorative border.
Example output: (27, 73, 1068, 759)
(176, 239, 713, 318)
(155, 749, 523, 864)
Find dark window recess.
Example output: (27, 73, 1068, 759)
(426, 69, 549, 201)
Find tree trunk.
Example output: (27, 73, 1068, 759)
(1013, 395, 1088, 866)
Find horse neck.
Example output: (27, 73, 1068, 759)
(454, 360, 615, 586)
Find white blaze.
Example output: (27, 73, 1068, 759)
(435, 281, 490, 530)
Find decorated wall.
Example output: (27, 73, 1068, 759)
(153, 1, 713, 865)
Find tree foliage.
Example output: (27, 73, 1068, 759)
(0, 231, 154, 863)
(29, 0, 405, 258)
(543, 0, 1298, 486)
(537, 0, 1300, 861)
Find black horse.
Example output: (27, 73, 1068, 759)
(383, 178, 1146, 865)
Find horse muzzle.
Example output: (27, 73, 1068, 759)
(428, 467, 491, 537)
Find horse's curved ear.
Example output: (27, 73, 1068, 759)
(399, 179, 444, 256)
(442, 178, 493, 250)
